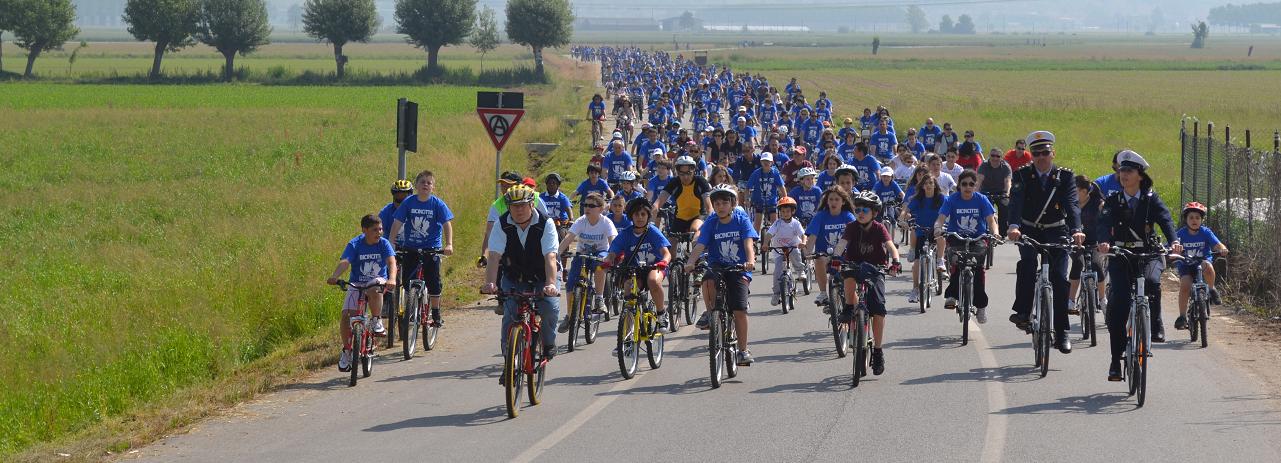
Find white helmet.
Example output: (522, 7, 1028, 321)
(675, 156, 697, 167)
(619, 171, 638, 182)
(709, 184, 738, 203)
(797, 167, 819, 178)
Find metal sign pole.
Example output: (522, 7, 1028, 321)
(494, 149, 503, 199)
(397, 98, 408, 180)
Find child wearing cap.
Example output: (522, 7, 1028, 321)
(574, 164, 613, 214)
(1174, 202, 1228, 331)
(872, 166, 905, 206)
(768, 197, 807, 306)
(748, 152, 787, 243)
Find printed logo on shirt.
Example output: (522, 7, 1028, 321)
(958, 215, 979, 234)
(360, 261, 381, 280)
(719, 239, 741, 261)
(412, 217, 432, 238)
(637, 249, 657, 264)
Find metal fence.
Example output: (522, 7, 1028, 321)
(1180, 118, 1281, 314)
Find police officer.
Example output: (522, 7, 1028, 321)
(1006, 131, 1085, 354)
(1095, 150, 1181, 380)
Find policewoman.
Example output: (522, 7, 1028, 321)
(1006, 131, 1085, 354)
(1095, 150, 1181, 381)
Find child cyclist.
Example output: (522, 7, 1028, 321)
(557, 192, 619, 331)
(788, 167, 823, 226)
(326, 214, 397, 372)
(603, 198, 672, 330)
(768, 197, 807, 306)
(748, 152, 787, 247)
(901, 173, 944, 304)
(574, 164, 613, 214)
(689, 184, 760, 365)
(1174, 202, 1229, 331)
(835, 191, 902, 375)
(806, 187, 857, 308)
(541, 173, 574, 232)
(389, 170, 455, 328)
(933, 169, 999, 324)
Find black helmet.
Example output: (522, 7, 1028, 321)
(625, 197, 653, 218)
(544, 172, 564, 185)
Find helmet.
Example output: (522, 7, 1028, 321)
(675, 156, 697, 167)
(503, 184, 537, 205)
(776, 196, 797, 208)
(835, 164, 858, 178)
(1183, 201, 1207, 217)
(797, 167, 819, 178)
(672, 121, 681, 127)
(625, 197, 652, 217)
(777, 125, 789, 134)
(844, 117, 854, 124)
(709, 184, 738, 203)
(391, 179, 413, 193)
(853, 191, 882, 210)
(619, 171, 638, 182)
(545, 172, 564, 184)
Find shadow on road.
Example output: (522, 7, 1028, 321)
(882, 335, 965, 350)
(901, 365, 1044, 385)
(995, 392, 1135, 415)
(376, 363, 503, 383)
(597, 377, 711, 396)
(277, 375, 350, 392)
(754, 330, 830, 346)
(754, 347, 835, 364)
(362, 405, 509, 431)
(750, 374, 860, 394)
(547, 371, 625, 387)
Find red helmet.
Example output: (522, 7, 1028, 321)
(1183, 201, 1207, 216)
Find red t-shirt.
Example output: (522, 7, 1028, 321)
(1005, 149, 1032, 171)
(781, 159, 815, 189)
(840, 220, 891, 265)
(957, 153, 984, 171)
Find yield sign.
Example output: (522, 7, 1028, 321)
(476, 108, 525, 151)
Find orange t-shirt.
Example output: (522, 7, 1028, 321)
(1005, 149, 1032, 171)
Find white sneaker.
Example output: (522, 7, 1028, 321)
(976, 307, 988, 324)
(371, 318, 387, 335)
(905, 249, 915, 262)
(936, 258, 947, 273)
(771, 293, 781, 306)
(815, 293, 828, 306)
(908, 290, 919, 304)
(338, 349, 352, 372)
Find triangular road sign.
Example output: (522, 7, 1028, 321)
(476, 108, 525, 151)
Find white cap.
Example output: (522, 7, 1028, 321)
(1024, 130, 1055, 150)
(879, 166, 894, 177)
(737, 116, 747, 122)
(703, 127, 714, 132)
(778, 125, 789, 133)
(737, 106, 747, 112)
(759, 152, 773, 162)
(1117, 150, 1150, 170)
(641, 122, 652, 129)
(612, 131, 623, 139)
(650, 148, 664, 156)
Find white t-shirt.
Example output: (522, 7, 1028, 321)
(943, 162, 964, 179)
(935, 172, 957, 196)
(767, 217, 806, 248)
(568, 215, 618, 253)
(892, 161, 917, 183)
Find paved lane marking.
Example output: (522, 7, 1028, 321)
(970, 323, 1007, 463)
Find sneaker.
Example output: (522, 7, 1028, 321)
(371, 318, 387, 336)
(871, 348, 885, 375)
(1152, 329, 1166, 343)
(907, 290, 919, 304)
(1108, 360, 1123, 381)
(736, 349, 754, 366)
(431, 308, 443, 327)
(557, 317, 572, 333)
(838, 307, 855, 324)
(1174, 315, 1188, 331)
(656, 313, 670, 333)
(945, 297, 958, 312)
(1209, 288, 1222, 305)
(976, 307, 988, 324)
(593, 296, 605, 313)
(936, 258, 947, 273)
(695, 311, 711, 330)
(1009, 313, 1030, 331)
(771, 293, 782, 306)
(1067, 301, 1079, 315)
(338, 349, 352, 372)
(815, 293, 828, 306)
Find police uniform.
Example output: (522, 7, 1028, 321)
(1095, 150, 1178, 367)
(1008, 131, 1082, 345)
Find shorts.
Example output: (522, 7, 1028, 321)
(703, 269, 751, 312)
(1177, 260, 1208, 277)
(912, 229, 934, 259)
(670, 217, 695, 233)
(401, 249, 443, 296)
(840, 264, 887, 316)
(1069, 249, 1105, 280)
(343, 277, 387, 312)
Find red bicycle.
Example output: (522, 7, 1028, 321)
(334, 280, 382, 387)
(498, 290, 549, 418)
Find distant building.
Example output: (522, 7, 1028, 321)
(576, 17, 661, 32)
(1251, 24, 1281, 35)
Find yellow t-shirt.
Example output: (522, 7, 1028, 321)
(676, 180, 701, 221)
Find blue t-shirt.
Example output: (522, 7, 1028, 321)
(816, 170, 837, 192)
(907, 194, 943, 234)
(1176, 226, 1222, 269)
(378, 202, 404, 246)
(575, 177, 610, 200)
(869, 131, 898, 159)
(799, 119, 822, 144)
(905, 141, 926, 158)
(918, 125, 944, 148)
(608, 211, 632, 231)
(836, 142, 857, 163)
(847, 155, 882, 191)
(872, 180, 904, 205)
(939, 192, 995, 237)
(617, 188, 644, 203)
(735, 124, 757, 142)
(1095, 173, 1122, 198)
(588, 101, 606, 119)
(637, 139, 667, 165)
(341, 235, 395, 284)
(748, 167, 786, 205)
(788, 185, 823, 222)
(541, 191, 572, 221)
(696, 212, 759, 268)
(608, 224, 670, 266)
(393, 194, 454, 249)
(806, 210, 856, 254)
(604, 152, 635, 183)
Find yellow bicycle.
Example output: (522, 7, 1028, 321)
(614, 264, 665, 379)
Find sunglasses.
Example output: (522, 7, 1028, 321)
(960, 181, 976, 187)
(677, 169, 695, 175)
(1032, 150, 1053, 157)
(854, 207, 874, 214)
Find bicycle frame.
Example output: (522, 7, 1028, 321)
(706, 265, 745, 388)
(500, 290, 546, 418)
(944, 233, 993, 345)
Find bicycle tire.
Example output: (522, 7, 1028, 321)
(567, 289, 583, 352)
(1136, 307, 1149, 407)
(725, 313, 739, 378)
(1198, 300, 1208, 348)
(528, 349, 544, 406)
(683, 274, 697, 326)
(784, 278, 795, 315)
(504, 325, 525, 418)
(646, 315, 665, 369)
(709, 308, 725, 388)
(1038, 285, 1052, 378)
(617, 310, 639, 379)
(361, 342, 373, 378)
(760, 241, 770, 275)
(349, 326, 362, 387)
(1086, 279, 1099, 347)
(831, 281, 848, 357)
(385, 290, 398, 349)
(935, 267, 944, 296)
(422, 310, 439, 352)
(801, 270, 811, 295)
(961, 271, 972, 346)
(918, 268, 929, 313)
(585, 288, 601, 344)
(402, 291, 419, 361)
(852, 316, 867, 387)
(667, 266, 681, 325)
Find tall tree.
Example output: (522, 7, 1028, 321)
(1191, 21, 1209, 49)
(196, 0, 272, 82)
(906, 5, 928, 34)
(394, 0, 476, 74)
(468, 4, 498, 72)
(303, 0, 379, 79)
(123, 0, 201, 79)
(505, 0, 573, 77)
(955, 14, 976, 34)
(12, 0, 80, 77)
(939, 14, 953, 33)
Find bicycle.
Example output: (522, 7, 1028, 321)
(1072, 247, 1102, 347)
(771, 246, 802, 315)
(880, 200, 902, 246)
(398, 248, 444, 361)
(590, 117, 605, 148)
(913, 225, 942, 314)
(817, 253, 850, 357)
(1013, 236, 1077, 378)
(1106, 246, 1170, 407)
(333, 280, 383, 387)
(754, 206, 772, 275)
(705, 264, 747, 388)
(614, 264, 666, 379)
(836, 261, 886, 387)
(942, 233, 998, 346)
(564, 251, 606, 352)
(666, 231, 700, 328)
(497, 289, 549, 419)
(1173, 253, 1220, 348)
(982, 193, 1009, 269)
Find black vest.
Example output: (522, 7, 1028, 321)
(499, 210, 551, 285)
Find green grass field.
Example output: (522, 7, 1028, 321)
(0, 55, 596, 457)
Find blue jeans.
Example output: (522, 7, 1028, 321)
(499, 277, 560, 353)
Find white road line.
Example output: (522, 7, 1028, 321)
(970, 323, 1007, 463)
(511, 335, 688, 463)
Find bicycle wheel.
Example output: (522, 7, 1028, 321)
(504, 325, 526, 418)
(1038, 285, 1053, 378)
(831, 285, 849, 357)
(1085, 280, 1099, 347)
(683, 275, 697, 326)
(784, 278, 795, 315)
(385, 290, 398, 349)
(1136, 308, 1149, 407)
(646, 313, 665, 369)
(422, 304, 439, 351)
(617, 310, 639, 379)
(852, 316, 867, 387)
(1198, 300, 1208, 348)
(960, 271, 972, 346)
(585, 289, 601, 344)
(918, 269, 929, 313)
(361, 339, 373, 379)
(528, 344, 544, 406)
(349, 325, 362, 387)
(567, 288, 583, 352)
(709, 309, 725, 388)
(402, 292, 419, 360)
(760, 242, 770, 275)
(667, 265, 682, 321)
(801, 266, 811, 295)
(725, 313, 739, 379)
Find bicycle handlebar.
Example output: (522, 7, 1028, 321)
(1014, 236, 1077, 251)
(333, 280, 387, 291)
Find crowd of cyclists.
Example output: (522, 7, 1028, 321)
(326, 45, 1231, 402)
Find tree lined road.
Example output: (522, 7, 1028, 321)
(130, 247, 1281, 462)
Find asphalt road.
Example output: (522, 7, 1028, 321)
(131, 244, 1281, 462)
